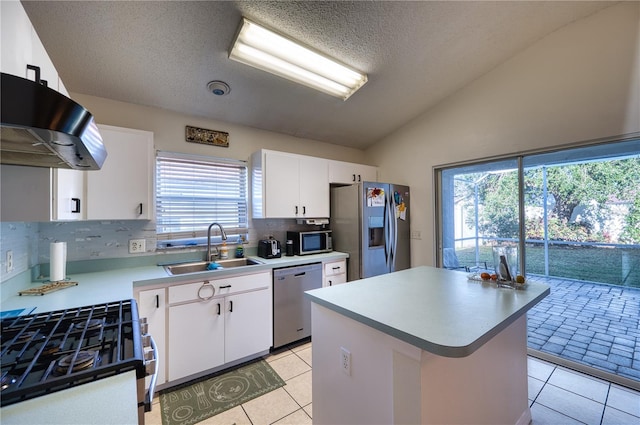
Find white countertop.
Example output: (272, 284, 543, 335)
(305, 266, 549, 358)
(0, 252, 348, 314)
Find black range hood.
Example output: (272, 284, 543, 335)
(0, 70, 107, 170)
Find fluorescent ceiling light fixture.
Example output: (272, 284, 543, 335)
(229, 18, 367, 100)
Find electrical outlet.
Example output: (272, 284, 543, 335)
(410, 230, 422, 240)
(340, 347, 351, 376)
(6, 250, 14, 272)
(129, 239, 146, 254)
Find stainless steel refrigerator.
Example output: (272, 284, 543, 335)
(330, 182, 410, 281)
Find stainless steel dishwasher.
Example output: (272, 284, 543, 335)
(273, 262, 323, 348)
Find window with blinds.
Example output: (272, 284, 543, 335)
(156, 152, 248, 247)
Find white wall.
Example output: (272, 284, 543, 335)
(366, 2, 640, 267)
(0, 93, 373, 283)
(71, 93, 369, 164)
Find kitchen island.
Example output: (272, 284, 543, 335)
(305, 266, 550, 425)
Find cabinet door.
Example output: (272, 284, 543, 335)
(0, 165, 52, 222)
(299, 156, 329, 217)
(328, 161, 357, 184)
(0, 1, 33, 78)
(329, 161, 377, 184)
(137, 288, 167, 386)
(324, 273, 347, 287)
(224, 288, 272, 362)
(356, 164, 378, 183)
(52, 169, 85, 220)
(263, 151, 300, 218)
(0, 165, 86, 222)
(168, 299, 224, 381)
(29, 27, 58, 91)
(87, 125, 154, 220)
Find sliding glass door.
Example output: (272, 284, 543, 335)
(439, 158, 520, 273)
(436, 137, 640, 287)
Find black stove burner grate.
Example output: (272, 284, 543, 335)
(0, 299, 145, 407)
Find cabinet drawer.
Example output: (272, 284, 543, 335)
(215, 271, 271, 296)
(168, 271, 272, 304)
(168, 281, 215, 304)
(324, 260, 346, 277)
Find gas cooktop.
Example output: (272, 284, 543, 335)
(0, 299, 146, 407)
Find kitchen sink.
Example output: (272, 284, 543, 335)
(164, 258, 262, 276)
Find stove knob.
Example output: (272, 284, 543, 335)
(140, 317, 149, 334)
(145, 358, 156, 376)
(142, 334, 152, 348)
(144, 348, 154, 361)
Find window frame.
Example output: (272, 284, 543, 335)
(155, 151, 248, 249)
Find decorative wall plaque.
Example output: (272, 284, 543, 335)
(185, 126, 229, 147)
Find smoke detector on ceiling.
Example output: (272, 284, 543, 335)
(207, 80, 230, 96)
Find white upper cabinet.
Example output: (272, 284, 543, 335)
(1, 1, 33, 78)
(1, 1, 59, 91)
(0, 125, 154, 222)
(29, 27, 58, 91)
(53, 169, 85, 220)
(86, 125, 154, 220)
(328, 160, 378, 184)
(252, 150, 329, 219)
(0, 165, 84, 222)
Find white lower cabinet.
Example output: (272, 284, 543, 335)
(163, 271, 272, 383)
(168, 294, 225, 381)
(225, 289, 272, 362)
(323, 259, 348, 287)
(137, 288, 167, 387)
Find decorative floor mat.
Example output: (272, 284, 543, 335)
(160, 359, 285, 425)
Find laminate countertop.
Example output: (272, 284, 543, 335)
(305, 265, 550, 358)
(0, 252, 348, 314)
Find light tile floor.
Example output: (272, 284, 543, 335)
(146, 342, 640, 425)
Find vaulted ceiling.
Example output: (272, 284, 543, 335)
(23, 1, 613, 149)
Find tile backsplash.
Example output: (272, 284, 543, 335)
(38, 220, 156, 263)
(250, 218, 327, 246)
(0, 222, 39, 282)
(1, 218, 328, 283)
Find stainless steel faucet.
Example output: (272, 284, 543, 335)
(207, 222, 227, 261)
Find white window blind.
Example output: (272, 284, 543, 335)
(156, 152, 248, 246)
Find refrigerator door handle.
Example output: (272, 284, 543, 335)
(391, 194, 398, 271)
(385, 192, 394, 271)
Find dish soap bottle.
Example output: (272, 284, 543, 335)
(220, 242, 229, 259)
(235, 236, 245, 258)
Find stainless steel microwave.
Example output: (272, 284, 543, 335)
(287, 230, 332, 255)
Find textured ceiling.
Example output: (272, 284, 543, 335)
(22, 1, 613, 149)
